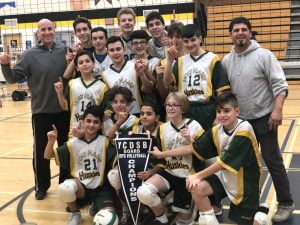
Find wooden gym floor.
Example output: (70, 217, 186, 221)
(0, 82, 300, 225)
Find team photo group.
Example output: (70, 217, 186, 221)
(0, 6, 294, 225)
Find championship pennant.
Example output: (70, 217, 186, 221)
(115, 133, 152, 225)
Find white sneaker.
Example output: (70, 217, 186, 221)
(67, 211, 81, 225)
(254, 203, 269, 225)
(198, 212, 219, 225)
(254, 212, 268, 225)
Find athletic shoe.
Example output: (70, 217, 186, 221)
(88, 203, 97, 216)
(198, 213, 219, 225)
(254, 203, 269, 225)
(272, 203, 294, 223)
(67, 211, 81, 225)
(35, 190, 47, 200)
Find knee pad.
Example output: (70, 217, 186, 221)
(107, 168, 121, 190)
(57, 179, 77, 203)
(93, 209, 119, 225)
(137, 183, 161, 207)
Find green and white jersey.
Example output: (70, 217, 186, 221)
(148, 38, 166, 59)
(157, 118, 204, 178)
(93, 53, 112, 78)
(130, 121, 162, 135)
(66, 77, 108, 137)
(54, 135, 116, 189)
(192, 119, 261, 206)
(102, 60, 142, 114)
(102, 114, 140, 137)
(121, 36, 135, 61)
(130, 55, 160, 74)
(173, 52, 230, 102)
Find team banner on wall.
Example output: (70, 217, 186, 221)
(115, 133, 152, 225)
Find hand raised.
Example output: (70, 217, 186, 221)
(0, 53, 11, 65)
(54, 77, 64, 94)
(47, 124, 58, 142)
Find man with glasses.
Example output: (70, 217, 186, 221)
(130, 30, 160, 102)
(102, 36, 154, 115)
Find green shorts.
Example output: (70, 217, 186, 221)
(187, 102, 216, 130)
(82, 183, 116, 211)
(205, 174, 257, 225)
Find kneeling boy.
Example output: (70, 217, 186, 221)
(44, 105, 117, 225)
(151, 92, 268, 225)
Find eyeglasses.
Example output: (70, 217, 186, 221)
(131, 40, 147, 46)
(165, 104, 181, 109)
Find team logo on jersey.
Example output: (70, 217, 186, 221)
(114, 78, 135, 89)
(182, 68, 207, 97)
(184, 89, 204, 97)
(183, 67, 207, 84)
(73, 93, 96, 107)
(165, 160, 189, 170)
(77, 149, 102, 181)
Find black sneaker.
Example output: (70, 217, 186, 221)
(35, 190, 47, 200)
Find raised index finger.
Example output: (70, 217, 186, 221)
(52, 124, 58, 133)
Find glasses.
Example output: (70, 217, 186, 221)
(131, 40, 147, 46)
(165, 104, 181, 109)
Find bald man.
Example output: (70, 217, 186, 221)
(0, 19, 69, 200)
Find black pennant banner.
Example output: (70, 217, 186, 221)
(115, 133, 152, 225)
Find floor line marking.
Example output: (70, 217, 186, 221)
(0, 144, 32, 157)
(260, 119, 295, 202)
(269, 119, 299, 224)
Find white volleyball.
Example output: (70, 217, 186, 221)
(93, 209, 119, 225)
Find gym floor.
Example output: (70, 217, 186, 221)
(0, 82, 300, 225)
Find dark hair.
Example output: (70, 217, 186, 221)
(91, 26, 108, 39)
(129, 30, 151, 42)
(215, 91, 238, 109)
(181, 24, 201, 38)
(73, 17, 92, 31)
(83, 105, 104, 122)
(167, 22, 184, 37)
(105, 86, 134, 103)
(74, 50, 94, 66)
(229, 17, 252, 32)
(106, 36, 124, 48)
(145, 11, 165, 27)
(251, 31, 258, 40)
(141, 101, 160, 115)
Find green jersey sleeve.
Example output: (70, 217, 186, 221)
(218, 135, 253, 174)
(192, 129, 218, 160)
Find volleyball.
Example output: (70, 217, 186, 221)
(93, 209, 119, 225)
